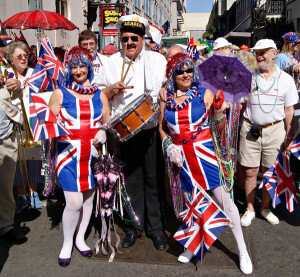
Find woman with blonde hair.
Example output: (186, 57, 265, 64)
(275, 32, 300, 88)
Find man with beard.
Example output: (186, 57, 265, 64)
(78, 30, 108, 88)
(100, 14, 167, 250)
(238, 39, 298, 227)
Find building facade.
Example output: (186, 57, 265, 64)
(89, 0, 173, 47)
(286, 0, 300, 32)
(169, 0, 186, 36)
(0, 0, 88, 48)
(0, 0, 173, 49)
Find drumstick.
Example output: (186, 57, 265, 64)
(121, 48, 136, 83)
(114, 85, 134, 90)
(121, 43, 127, 81)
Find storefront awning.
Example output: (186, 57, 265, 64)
(224, 32, 251, 39)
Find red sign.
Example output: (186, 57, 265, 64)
(100, 6, 124, 37)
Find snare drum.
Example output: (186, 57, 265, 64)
(108, 94, 158, 142)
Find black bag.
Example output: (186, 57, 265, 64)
(250, 123, 262, 139)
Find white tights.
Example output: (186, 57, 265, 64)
(183, 185, 247, 255)
(59, 189, 95, 259)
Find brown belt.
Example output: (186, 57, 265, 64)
(244, 118, 282, 128)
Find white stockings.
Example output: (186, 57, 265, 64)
(182, 186, 247, 256)
(212, 186, 247, 254)
(59, 189, 95, 259)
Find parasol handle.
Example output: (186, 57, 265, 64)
(102, 143, 106, 155)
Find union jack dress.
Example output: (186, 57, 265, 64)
(56, 86, 103, 192)
(165, 87, 220, 192)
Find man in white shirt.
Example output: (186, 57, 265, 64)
(78, 30, 107, 88)
(100, 14, 167, 250)
(239, 39, 299, 227)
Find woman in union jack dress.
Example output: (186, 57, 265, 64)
(159, 53, 252, 274)
(48, 47, 110, 267)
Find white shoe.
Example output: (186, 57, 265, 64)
(178, 249, 195, 263)
(239, 251, 253, 275)
(260, 209, 279, 225)
(241, 209, 255, 227)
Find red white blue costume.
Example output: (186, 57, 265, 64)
(165, 87, 220, 192)
(56, 86, 103, 192)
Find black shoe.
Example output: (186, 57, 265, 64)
(122, 234, 137, 248)
(152, 236, 167, 250)
(0, 229, 27, 245)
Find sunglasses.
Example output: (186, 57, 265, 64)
(174, 68, 193, 75)
(121, 36, 139, 43)
(14, 54, 28, 60)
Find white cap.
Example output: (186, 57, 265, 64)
(116, 14, 150, 35)
(251, 39, 277, 50)
(213, 37, 232, 50)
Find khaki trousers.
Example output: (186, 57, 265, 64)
(0, 132, 18, 236)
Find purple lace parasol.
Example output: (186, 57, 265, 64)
(198, 54, 252, 102)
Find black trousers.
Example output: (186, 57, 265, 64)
(120, 127, 164, 237)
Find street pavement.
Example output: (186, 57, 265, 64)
(0, 187, 299, 277)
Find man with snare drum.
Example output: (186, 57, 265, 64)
(99, 14, 167, 250)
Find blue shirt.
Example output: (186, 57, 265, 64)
(274, 53, 293, 71)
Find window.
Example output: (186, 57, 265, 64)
(56, 0, 68, 18)
(28, 0, 38, 10)
(135, 0, 140, 9)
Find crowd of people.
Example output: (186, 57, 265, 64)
(0, 13, 299, 275)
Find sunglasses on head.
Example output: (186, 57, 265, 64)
(121, 36, 139, 43)
(14, 54, 28, 60)
(174, 68, 193, 75)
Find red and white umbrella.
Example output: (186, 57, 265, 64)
(1, 10, 78, 30)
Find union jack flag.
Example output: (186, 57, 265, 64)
(290, 134, 300, 160)
(174, 186, 231, 261)
(27, 37, 68, 141)
(186, 44, 199, 60)
(179, 186, 210, 228)
(260, 152, 298, 213)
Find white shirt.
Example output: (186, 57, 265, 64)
(242, 66, 299, 125)
(101, 49, 166, 123)
(92, 53, 108, 89)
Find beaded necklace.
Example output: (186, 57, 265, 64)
(166, 86, 208, 144)
(67, 83, 98, 95)
(209, 102, 241, 197)
(166, 86, 198, 111)
(256, 65, 280, 114)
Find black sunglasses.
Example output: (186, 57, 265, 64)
(174, 68, 193, 75)
(121, 36, 139, 43)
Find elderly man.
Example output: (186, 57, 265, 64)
(78, 30, 107, 88)
(166, 44, 183, 61)
(239, 39, 299, 226)
(101, 14, 167, 250)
